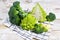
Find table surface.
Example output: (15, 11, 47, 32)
(0, 0, 60, 40)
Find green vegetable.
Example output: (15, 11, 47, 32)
(10, 15, 20, 25)
(46, 12, 56, 22)
(8, 1, 27, 26)
(32, 23, 49, 34)
(8, 6, 18, 17)
(13, 1, 22, 11)
(8, 1, 53, 34)
(13, 1, 28, 19)
(18, 11, 27, 19)
(43, 26, 48, 32)
(32, 24, 43, 34)
(21, 14, 37, 30)
(31, 3, 47, 22)
(8, 1, 21, 26)
(8, 6, 20, 26)
(42, 24, 49, 32)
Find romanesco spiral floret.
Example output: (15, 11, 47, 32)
(21, 14, 37, 30)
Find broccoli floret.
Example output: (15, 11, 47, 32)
(32, 24, 43, 34)
(32, 24, 44, 34)
(8, 2, 21, 26)
(8, 6, 18, 17)
(13, 1, 28, 19)
(10, 15, 20, 25)
(18, 11, 28, 19)
(20, 14, 37, 30)
(8, 6, 20, 26)
(8, 1, 28, 26)
(46, 12, 56, 22)
(32, 23, 49, 34)
(13, 1, 22, 11)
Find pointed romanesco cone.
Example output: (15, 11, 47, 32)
(31, 3, 47, 22)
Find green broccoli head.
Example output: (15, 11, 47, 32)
(32, 23, 44, 34)
(32, 24, 41, 34)
(18, 11, 28, 19)
(13, 1, 22, 11)
(20, 14, 37, 30)
(46, 12, 56, 22)
(8, 1, 28, 26)
(32, 23, 49, 34)
(8, 6, 20, 26)
(8, 6, 18, 17)
(10, 15, 20, 26)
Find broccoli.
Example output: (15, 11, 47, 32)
(13, 1, 22, 11)
(10, 15, 20, 25)
(8, 6, 20, 26)
(32, 24, 43, 34)
(20, 14, 37, 30)
(18, 11, 28, 19)
(8, 6, 18, 17)
(46, 12, 56, 22)
(8, 1, 28, 26)
(13, 1, 28, 19)
(8, 1, 22, 26)
(32, 23, 49, 34)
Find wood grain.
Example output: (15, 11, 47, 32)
(0, 24, 7, 29)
